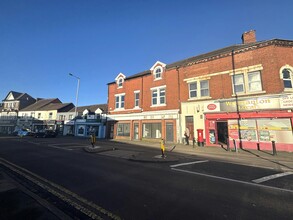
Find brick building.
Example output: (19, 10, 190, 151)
(107, 30, 293, 152)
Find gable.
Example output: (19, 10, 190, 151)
(6, 92, 15, 101)
(150, 61, 166, 71)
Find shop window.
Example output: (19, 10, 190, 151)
(117, 123, 130, 136)
(151, 86, 166, 106)
(115, 94, 125, 109)
(189, 80, 209, 99)
(143, 123, 162, 139)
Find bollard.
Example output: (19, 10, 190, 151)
(160, 139, 165, 158)
(233, 139, 238, 152)
(91, 134, 96, 147)
(257, 143, 260, 151)
(193, 138, 195, 148)
(272, 140, 277, 156)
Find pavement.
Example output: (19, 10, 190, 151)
(85, 139, 293, 172)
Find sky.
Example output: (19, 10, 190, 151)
(1, 0, 293, 106)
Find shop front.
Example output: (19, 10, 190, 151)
(75, 119, 106, 138)
(204, 95, 293, 152)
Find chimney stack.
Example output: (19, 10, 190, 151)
(241, 30, 256, 44)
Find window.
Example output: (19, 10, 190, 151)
(154, 66, 163, 80)
(38, 113, 41, 119)
(232, 71, 263, 95)
(118, 78, 123, 88)
(117, 123, 130, 136)
(143, 123, 161, 139)
(115, 94, 125, 109)
(189, 80, 209, 99)
(134, 92, 140, 108)
(248, 71, 262, 92)
(282, 68, 292, 89)
(151, 86, 165, 106)
(69, 114, 73, 120)
(49, 112, 53, 119)
(232, 74, 245, 93)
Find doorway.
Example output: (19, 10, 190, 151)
(133, 123, 139, 140)
(185, 116, 194, 142)
(216, 121, 228, 144)
(166, 123, 174, 143)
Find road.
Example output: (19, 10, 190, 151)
(0, 136, 292, 219)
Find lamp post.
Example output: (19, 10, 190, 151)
(69, 73, 80, 136)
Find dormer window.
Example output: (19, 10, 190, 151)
(154, 66, 163, 80)
(118, 78, 123, 87)
(115, 73, 126, 89)
(150, 61, 166, 81)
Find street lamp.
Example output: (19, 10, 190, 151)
(69, 73, 80, 135)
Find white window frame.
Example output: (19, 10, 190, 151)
(115, 93, 125, 109)
(231, 70, 263, 95)
(188, 80, 210, 99)
(134, 91, 140, 108)
(153, 66, 163, 80)
(150, 85, 166, 107)
(280, 65, 293, 90)
(117, 78, 124, 88)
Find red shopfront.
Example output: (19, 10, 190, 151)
(205, 111, 293, 152)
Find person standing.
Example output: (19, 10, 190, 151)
(184, 127, 190, 145)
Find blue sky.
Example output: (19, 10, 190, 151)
(1, 0, 292, 106)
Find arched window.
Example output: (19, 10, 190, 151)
(118, 78, 123, 88)
(282, 68, 293, 89)
(154, 66, 163, 79)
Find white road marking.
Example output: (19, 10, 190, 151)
(170, 160, 209, 168)
(171, 168, 293, 193)
(252, 172, 293, 184)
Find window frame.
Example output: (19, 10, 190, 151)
(188, 80, 210, 99)
(134, 91, 140, 108)
(153, 66, 163, 80)
(151, 86, 166, 107)
(280, 66, 293, 90)
(231, 70, 263, 95)
(115, 93, 125, 110)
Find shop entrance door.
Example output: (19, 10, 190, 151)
(216, 121, 228, 144)
(185, 116, 194, 142)
(166, 123, 174, 143)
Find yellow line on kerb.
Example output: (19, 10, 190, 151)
(0, 157, 121, 220)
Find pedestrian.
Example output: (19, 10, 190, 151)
(184, 127, 190, 145)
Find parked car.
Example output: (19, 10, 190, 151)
(17, 129, 34, 137)
(34, 130, 57, 138)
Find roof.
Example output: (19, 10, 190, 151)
(69, 104, 108, 113)
(21, 98, 61, 111)
(39, 103, 73, 111)
(107, 38, 293, 85)
(2, 91, 35, 102)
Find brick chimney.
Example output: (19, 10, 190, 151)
(241, 30, 256, 44)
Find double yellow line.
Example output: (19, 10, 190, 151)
(0, 157, 121, 220)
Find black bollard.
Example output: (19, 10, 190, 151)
(272, 140, 277, 156)
(257, 143, 260, 151)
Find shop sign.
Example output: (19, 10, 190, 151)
(65, 120, 75, 125)
(280, 94, 293, 109)
(220, 97, 280, 112)
(76, 119, 86, 123)
(203, 103, 220, 112)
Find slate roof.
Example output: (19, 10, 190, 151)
(107, 38, 293, 84)
(21, 98, 61, 111)
(69, 104, 108, 114)
(39, 103, 73, 111)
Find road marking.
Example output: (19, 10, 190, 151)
(252, 172, 293, 183)
(170, 160, 209, 168)
(171, 168, 293, 194)
(0, 157, 121, 220)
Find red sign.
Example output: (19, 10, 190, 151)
(207, 104, 217, 110)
